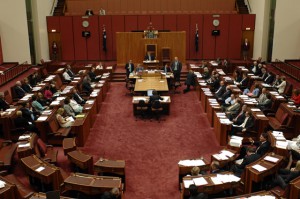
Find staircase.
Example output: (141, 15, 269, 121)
(53, 0, 66, 16)
(236, 0, 249, 14)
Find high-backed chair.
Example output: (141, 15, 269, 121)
(47, 116, 72, 145)
(34, 137, 58, 164)
(125, 78, 135, 96)
(162, 47, 171, 66)
(267, 108, 291, 132)
(135, 100, 148, 120)
(151, 100, 163, 122)
(0, 140, 17, 171)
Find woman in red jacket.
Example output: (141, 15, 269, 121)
(291, 89, 300, 105)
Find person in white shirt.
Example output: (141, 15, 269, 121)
(276, 76, 286, 94)
(63, 68, 72, 82)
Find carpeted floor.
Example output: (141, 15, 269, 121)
(81, 83, 222, 199)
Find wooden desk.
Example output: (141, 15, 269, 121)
(134, 77, 169, 92)
(17, 133, 37, 159)
(290, 176, 300, 199)
(267, 131, 289, 157)
(83, 99, 97, 127)
(206, 98, 221, 127)
(178, 159, 210, 183)
(252, 110, 269, 134)
(280, 103, 300, 138)
(67, 150, 93, 174)
(200, 88, 213, 113)
(63, 138, 77, 155)
(30, 192, 73, 199)
(244, 153, 283, 193)
(143, 60, 160, 69)
(0, 106, 20, 139)
(89, 87, 103, 113)
(71, 113, 90, 147)
(182, 172, 239, 197)
(63, 173, 122, 196)
(21, 155, 63, 191)
(35, 109, 57, 143)
(211, 149, 237, 168)
(227, 190, 275, 198)
(213, 112, 232, 146)
(0, 176, 16, 199)
(132, 96, 171, 115)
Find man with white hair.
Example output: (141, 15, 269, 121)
(14, 81, 26, 98)
(0, 92, 10, 111)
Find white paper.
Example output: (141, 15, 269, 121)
(19, 134, 31, 140)
(18, 143, 30, 148)
(178, 159, 205, 166)
(210, 176, 222, 185)
(0, 180, 6, 188)
(37, 116, 48, 121)
(193, 177, 208, 186)
(35, 166, 45, 172)
(264, 156, 279, 163)
(252, 164, 267, 172)
(183, 180, 194, 188)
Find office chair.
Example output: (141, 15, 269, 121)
(125, 78, 135, 96)
(151, 100, 163, 122)
(169, 79, 181, 94)
(135, 100, 148, 120)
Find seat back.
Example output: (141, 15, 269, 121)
(283, 81, 293, 96)
(137, 100, 146, 107)
(152, 100, 162, 110)
(4, 90, 12, 104)
(275, 108, 289, 125)
(34, 138, 47, 158)
(49, 116, 60, 133)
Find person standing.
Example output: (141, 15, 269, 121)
(241, 38, 250, 61)
(171, 57, 182, 82)
(125, 60, 134, 78)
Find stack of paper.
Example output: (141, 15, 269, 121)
(86, 100, 94, 104)
(178, 159, 205, 166)
(19, 134, 31, 140)
(183, 179, 194, 188)
(35, 166, 45, 172)
(229, 136, 243, 147)
(37, 116, 48, 121)
(0, 180, 6, 188)
(264, 156, 279, 163)
(193, 177, 208, 186)
(18, 143, 30, 148)
(276, 141, 288, 149)
(252, 164, 267, 172)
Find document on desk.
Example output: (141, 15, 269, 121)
(276, 141, 288, 149)
(19, 134, 31, 140)
(37, 116, 48, 121)
(210, 176, 222, 185)
(264, 156, 279, 163)
(0, 180, 6, 188)
(18, 143, 30, 148)
(183, 180, 194, 188)
(35, 166, 45, 172)
(252, 164, 267, 172)
(221, 150, 235, 158)
(193, 177, 208, 186)
(178, 159, 205, 166)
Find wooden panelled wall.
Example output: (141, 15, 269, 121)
(0, 37, 3, 64)
(116, 32, 186, 65)
(65, 0, 236, 15)
(46, 14, 255, 62)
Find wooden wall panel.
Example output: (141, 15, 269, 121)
(60, 16, 75, 60)
(242, 14, 256, 30)
(138, 16, 151, 30)
(112, 16, 125, 59)
(0, 37, 3, 64)
(46, 16, 60, 32)
(150, 15, 164, 30)
(48, 33, 61, 60)
(149, 0, 161, 14)
(163, 15, 177, 31)
(215, 15, 229, 59)
(86, 16, 100, 60)
(189, 15, 203, 59)
(99, 16, 113, 60)
(176, 15, 190, 59)
(125, 16, 138, 32)
(228, 15, 243, 59)
(116, 32, 186, 66)
(202, 15, 215, 59)
(73, 16, 87, 60)
(107, 0, 121, 15)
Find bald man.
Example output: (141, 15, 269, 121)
(170, 57, 182, 82)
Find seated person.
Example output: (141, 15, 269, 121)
(14, 81, 27, 98)
(186, 166, 202, 177)
(88, 67, 101, 82)
(290, 89, 300, 105)
(231, 104, 247, 125)
(254, 63, 263, 76)
(264, 72, 275, 84)
(30, 72, 42, 86)
(207, 74, 220, 92)
(149, 90, 163, 105)
(222, 93, 236, 108)
(183, 70, 196, 94)
(225, 98, 242, 119)
(135, 64, 144, 74)
(72, 88, 86, 105)
(161, 64, 171, 73)
(70, 98, 83, 113)
(230, 110, 254, 135)
(63, 97, 76, 117)
(243, 83, 260, 97)
(96, 62, 105, 70)
(188, 184, 207, 199)
(237, 133, 271, 160)
(250, 61, 258, 74)
(259, 67, 268, 81)
(0, 92, 10, 111)
(43, 86, 53, 100)
(50, 80, 59, 94)
(37, 92, 49, 106)
(144, 51, 155, 61)
(82, 75, 93, 93)
(202, 67, 210, 80)
(22, 78, 32, 93)
(66, 64, 75, 78)
(20, 102, 36, 122)
(210, 161, 224, 174)
(257, 93, 272, 111)
(31, 95, 48, 113)
(219, 86, 232, 103)
(231, 147, 260, 177)
(63, 68, 72, 82)
(233, 70, 242, 82)
(269, 161, 300, 189)
(14, 111, 37, 133)
(101, 187, 120, 199)
(214, 81, 226, 99)
(272, 74, 281, 87)
(257, 88, 268, 104)
(276, 76, 286, 94)
(235, 72, 249, 89)
(56, 108, 74, 128)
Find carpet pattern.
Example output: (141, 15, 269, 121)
(82, 83, 222, 199)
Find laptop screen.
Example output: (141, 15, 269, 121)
(147, 89, 154, 96)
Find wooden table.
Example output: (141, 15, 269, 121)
(134, 76, 169, 92)
(83, 99, 97, 127)
(63, 138, 77, 155)
(132, 96, 171, 115)
(178, 158, 210, 183)
(0, 106, 20, 139)
(67, 150, 93, 174)
(71, 113, 90, 147)
(206, 98, 221, 127)
(0, 176, 16, 199)
(17, 133, 37, 159)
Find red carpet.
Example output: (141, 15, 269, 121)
(82, 83, 222, 199)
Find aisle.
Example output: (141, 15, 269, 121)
(82, 83, 221, 199)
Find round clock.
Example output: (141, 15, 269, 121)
(213, 19, 220, 27)
(82, 20, 89, 28)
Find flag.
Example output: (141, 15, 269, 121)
(102, 25, 107, 52)
(195, 24, 199, 52)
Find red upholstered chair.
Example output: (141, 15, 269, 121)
(267, 108, 290, 132)
(34, 138, 58, 164)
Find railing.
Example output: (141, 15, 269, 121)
(245, 0, 252, 13)
(285, 59, 300, 69)
(0, 62, 32, 86)
(272, 60, 300, 81)
(50, 0, 58, 16)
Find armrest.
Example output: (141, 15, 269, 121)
(0, 170, 8, 176)
(266, 113, 276, 117)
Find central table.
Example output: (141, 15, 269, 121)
(134, 76, 169, 92)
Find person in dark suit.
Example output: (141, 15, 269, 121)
(30, 72, 42, 86)
(257, 93, 272, 111)
(237, 133, 271, 160)
(210, 161, 224, 174)
(66, 65, 75, 78)
(14, 111, 37, 133)
(264, 72, 274, 84)
(219, 86, 232, 103)
(250, 61, 258, 74)
(237, 72, 249, 89)
(20, 102, 36, 122)
(188, 184, 207, 199)
(161, 64, 171, 73)
(231, 104, 247, 125)
(125, 60, 134, 78)
(231, 147, 260, 177)
(149, 90, 163, 104)
(230, 110, 254, 135)
(14, 81, 26, 99)
(259, 68, 268, 81)
(170, 57, 182, 82)
(254, 64, 263, 76)
(0, 92, 10, 111)
(22, 78, 32, 93)
(89, 67, 101, 82)
(202, 67, 210, 80)
(82, 75, 93, 93)
(144, 51, 155, 61)
(214, 81, 226, 99)
(183, 70, 197, 93)
(241, 38, 250, 60)
(72, 88, 85, 105)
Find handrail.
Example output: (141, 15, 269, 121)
(245, 0, 252, 13)
(0, 62, 32, 87)
(272, 59, 300, 81)
(50, 0, 58, 16)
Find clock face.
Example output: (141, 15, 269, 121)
(82, 20, 89, 28)
(213, 19, 220, 27)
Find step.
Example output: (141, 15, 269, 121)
(111, 78, 126, 82)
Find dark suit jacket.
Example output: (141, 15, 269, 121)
(221, 90, 232, 101)
(260, 72, 268, 81)
(254, 68, 262, 76)
(20, 107, 34, 122)
(202, 72, 210, 80)
(239, 77, 249, 88)
(67, 69, 75, 77)
(170, 61, 182, 73)
(88, 71, 98, 82)
(257, 99, 272, 111)
(149, 95, 163, 104)
(264, 74, 274, 84)
(254, 141, 271, 157)
(233, 153, 260, 177)
(0, 98, 10, 111)
(244, 116, 255, 131)
(14, 116, 30, 129)
(125, 63, 134, 74)
(22, 84, 32, 93)
(233, 111, 246, 125)
(82, 82, 93, 93)
(185, 73, 196, 86)
(161, 65, 171, 73)
(144, 54, 155, 61)
(73, 93, 85, 104)
(215, 85, 226, 98)
(14, 86, 26, 98)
